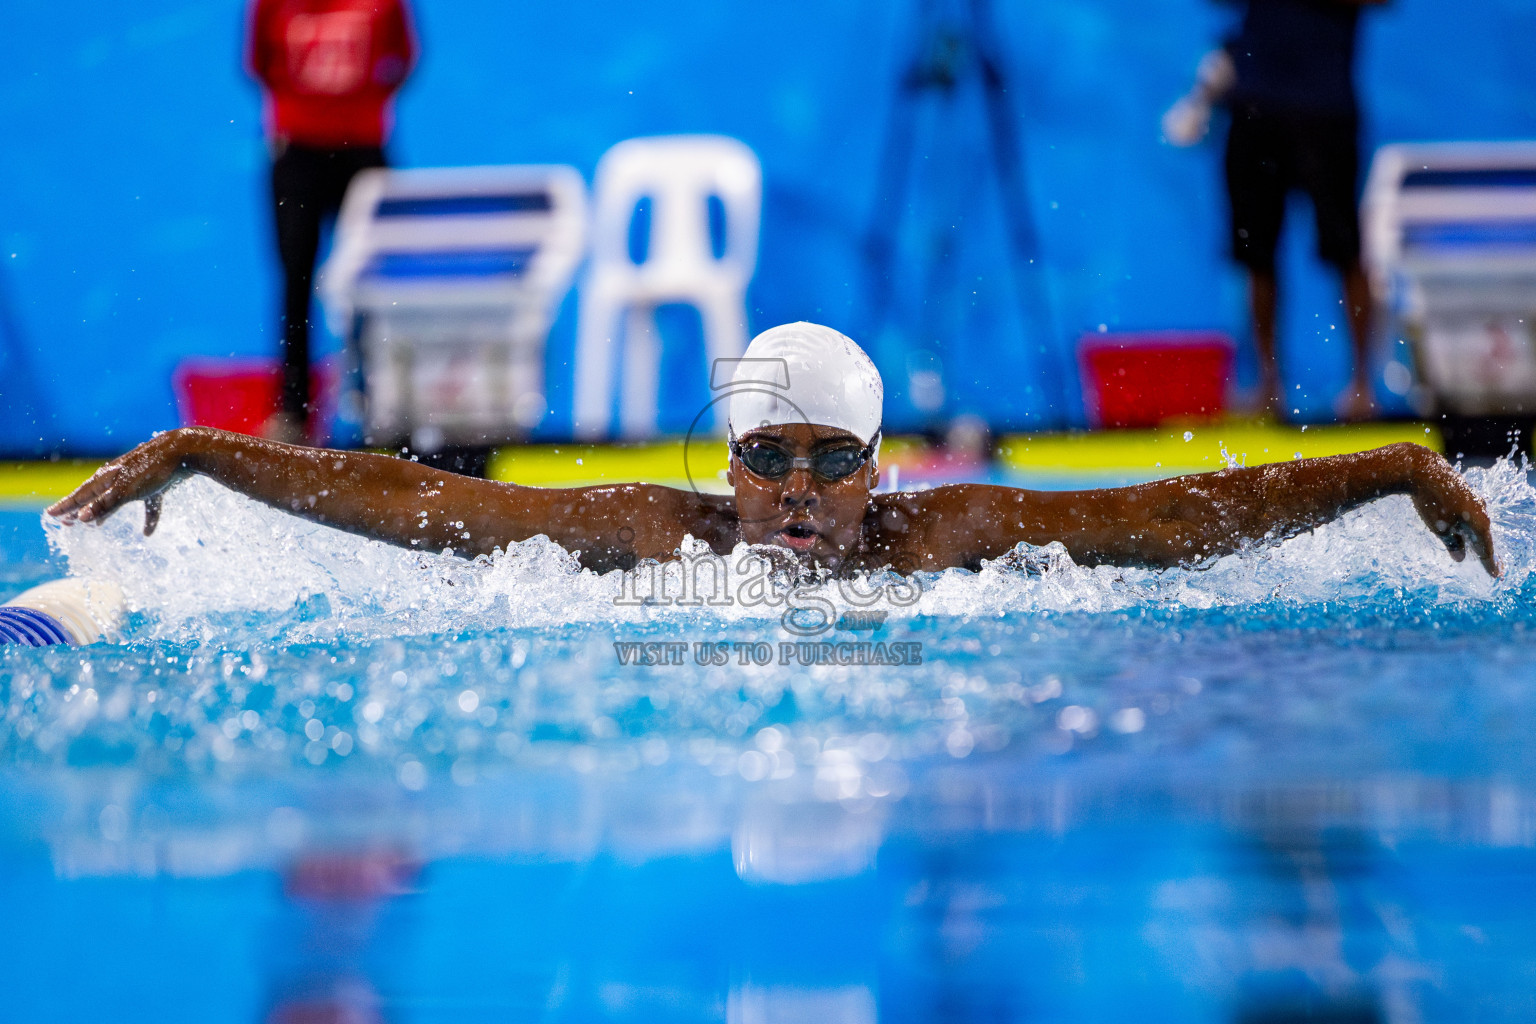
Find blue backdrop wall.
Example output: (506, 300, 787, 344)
(3, 0, 1535, 454)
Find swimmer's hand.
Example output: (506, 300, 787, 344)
(47, 429, 200, 535)
(1404, 447, 1499, 576)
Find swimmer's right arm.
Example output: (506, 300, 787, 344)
(47, 428, 703, 568)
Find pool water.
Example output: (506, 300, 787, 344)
(3, 458, 1536, 1022)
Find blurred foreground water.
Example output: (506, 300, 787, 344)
(2, 458, 1536, 1021)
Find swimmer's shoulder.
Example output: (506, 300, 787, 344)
(480, 478, 736, 551)
(609, 481, 738, 553)
(869, 482, 1049, 519)
(865, 487, 965, 559)
(864, 484, 1058, 570)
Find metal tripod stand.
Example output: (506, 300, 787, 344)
(863, 0, 1067, 429)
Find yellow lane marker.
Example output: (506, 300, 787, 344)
(0, 461, 102, 507)
(488, 439, 731, 491)
(998, 422, 1441, 477)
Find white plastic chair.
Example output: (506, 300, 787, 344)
(573, 135, 762, 439)
(1363, 142, 1536, 415)
(318, 164, 586, 446)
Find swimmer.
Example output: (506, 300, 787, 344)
(49, 323, 1498, 577)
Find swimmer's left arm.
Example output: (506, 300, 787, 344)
(915, 443, 1497, 575)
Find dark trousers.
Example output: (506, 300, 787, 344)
(1224, 104, 1361, 274)
(270, 142, 386, 420)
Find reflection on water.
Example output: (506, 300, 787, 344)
(263, 850, 417, 1024)
(6, 768, 1536, 1022)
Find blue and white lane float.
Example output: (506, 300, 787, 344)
(0, 579, 124, 646)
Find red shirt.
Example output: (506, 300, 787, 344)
(247, 0, 416, 148)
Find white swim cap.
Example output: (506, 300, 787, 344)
(725, 323, 883, 457)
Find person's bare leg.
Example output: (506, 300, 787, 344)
(1335, 262, 1375, 421)
(1249, 269, 1281, 417)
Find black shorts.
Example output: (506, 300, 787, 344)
(1224, 104, 1361, 273)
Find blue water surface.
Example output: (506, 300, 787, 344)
(3, 459, 1536, 1022)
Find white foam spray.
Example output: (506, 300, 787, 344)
(41, 458, 1535, 644)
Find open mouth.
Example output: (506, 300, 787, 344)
(776, 522, 820, 552)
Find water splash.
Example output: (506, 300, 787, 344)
(40, 457, 1536, 643)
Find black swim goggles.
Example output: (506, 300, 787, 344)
(728, 428, 880, 483)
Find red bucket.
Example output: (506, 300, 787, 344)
(172, 358, 336, 439)
(1079, 332, 1234, 430)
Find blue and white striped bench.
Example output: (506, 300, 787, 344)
(317, 166, 587, 445)
(1363, 143, 1536, 417)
